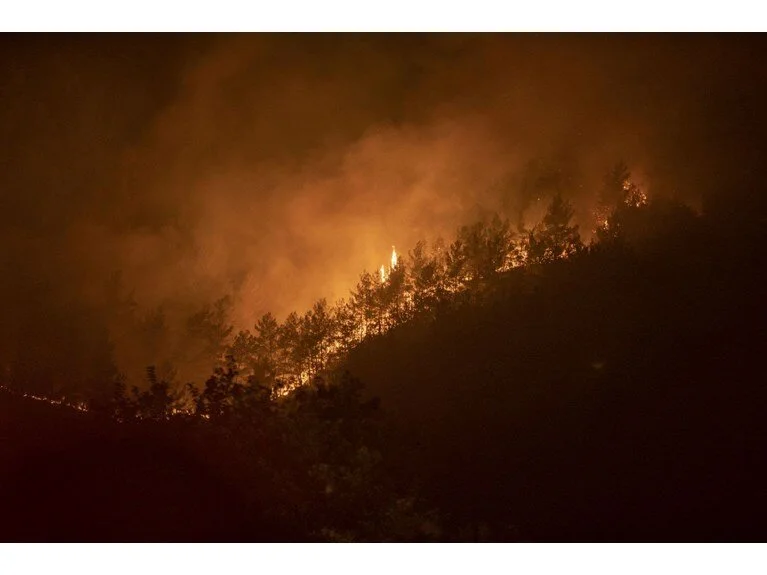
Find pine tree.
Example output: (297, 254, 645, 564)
(526, 193, 583, 265)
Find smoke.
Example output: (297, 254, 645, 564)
(1, 34, 764, 389)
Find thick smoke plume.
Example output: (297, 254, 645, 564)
(1, 34, 764, 389)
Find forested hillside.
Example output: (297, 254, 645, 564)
(4, 164, 765, 541)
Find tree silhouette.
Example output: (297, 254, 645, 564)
(332, 298, 365, 354)
(228, 329, 258, 377)
(525, 193, 583, 265)
(109, 365, 184, 421)
(599, 161, 631, 209)
(301, 299, 336, 374)
(195, 355, 245, 421)
(455, 217, 513, 280)
(185, 297, 234, 369)
(408, 240, 444, 315)
(350, 271, 384, 337)
(279, 311, 306, 384)
(379, 259, 412, 329)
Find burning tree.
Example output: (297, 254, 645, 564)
(526, 193, 583, 265)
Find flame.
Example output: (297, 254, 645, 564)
(379, 246, 398, 283)
(0, 384, 88, 412)
(594, 177, 649, 233)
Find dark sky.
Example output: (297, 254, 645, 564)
(1, 34, 765, 385)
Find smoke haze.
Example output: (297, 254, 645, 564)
(1, 34, 764, 388)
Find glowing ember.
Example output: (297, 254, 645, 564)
(594, 176, 649, 232)
(625, 184, 648, 207)
(0, 384, 88, 412)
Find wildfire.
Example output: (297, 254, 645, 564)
(624, 182, 648, 208)
(594, 177, 649, 232)
(379, 246, 398, 283)
(0, 384, 88, 412)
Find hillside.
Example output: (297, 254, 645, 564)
(0, 390, 295, 542)
(3, 197, 766, 542)
(346, 217, 767, 540)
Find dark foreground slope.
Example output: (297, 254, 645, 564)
(0, 392, 296, 542)
(347, 216, 767, 541)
